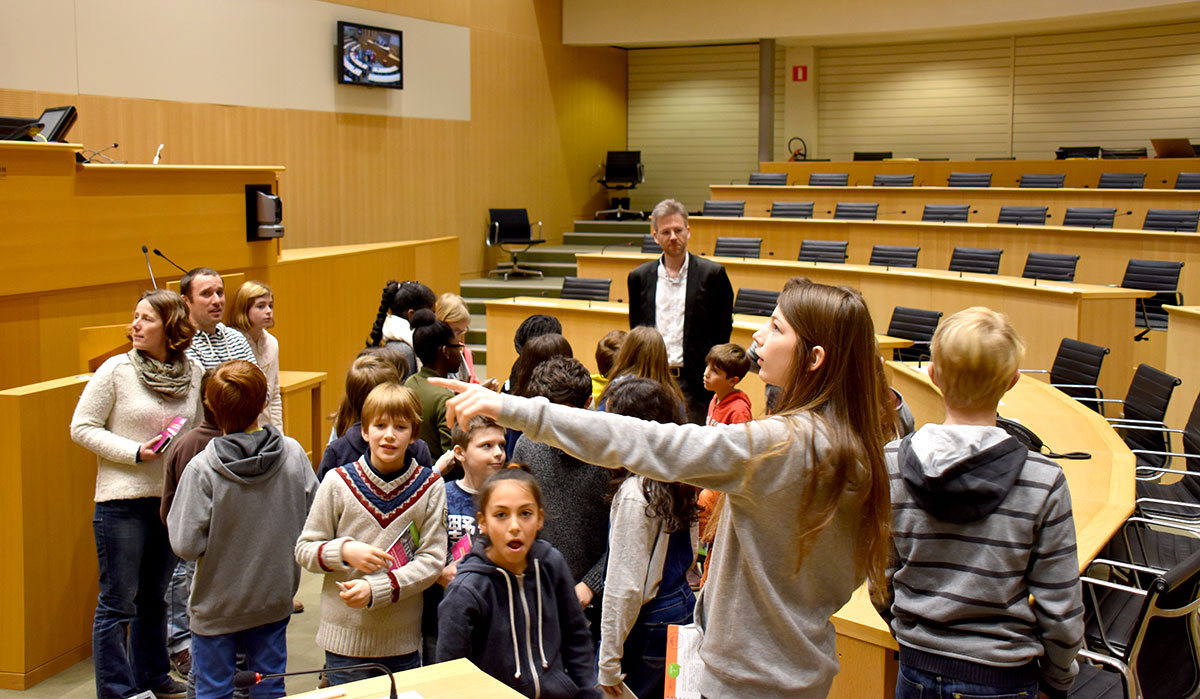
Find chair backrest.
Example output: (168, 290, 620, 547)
(1122, 259, 1185, 330)
(1023, 252, 1080, 282)
(948, 246, 1003, 274)
(1098, 172, 1146, 188)
(748, 172, 787, 186)
(1180, 395, 1200, 499)
(702, 200, 745, 217)
(732, 288, 779, 317)
(489, 208, 532, 243)
(797, 240, 848, 264)
(1175, 172, 1200, 190)
(1100, 147, 1148, 159)
(1143, 209, 1200, 232)
(946, 171, 992, 187)
(1048, 337, 1108, 407)
(808, 172, 849, 186)
(887, 306, 943, 361)
(770, 201, 814, 219)
(833, 202, 878, 220)
(559, 276, 611, 302)
(1063, 206, 1117, 229)
(997, 205, 1049, 225)
(854, 151, 892, 161)
(922, 204, 970, 223)
(873, 174, 914, 186)
(714, 236, 762, 259)
(1019, 173, 1066, 188)
(870, 244, 920, 268)
(1122, 363, 1182, 457)
(1055, 145, 1101, 159)
(601, 151, 642, 185)
(641, 234, 663, 255)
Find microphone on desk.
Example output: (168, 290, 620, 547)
(152, 143, 164, 165)
(234, 663, 397, 699)
(141, 246, 158, 289)
(153, 248, 189, 274)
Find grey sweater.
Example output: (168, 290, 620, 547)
(502, 395, 862, 699)
(876, 424, 1083, 696)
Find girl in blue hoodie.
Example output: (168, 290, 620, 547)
(436, 467, 599, 698)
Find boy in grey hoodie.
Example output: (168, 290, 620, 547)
(873, 308, 1083, 699)
(169, 360, 318, 699)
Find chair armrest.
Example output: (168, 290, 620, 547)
(1018, 369, 1050, 375)
(1105, 419, 1174, 430)
(1086, 556, 1167, 578)
(1076, 648, 1133, 696)
(1074, 396, 1123, 404)
(1081, 575, 1150, 597)
(1136, 497, 1200, 515)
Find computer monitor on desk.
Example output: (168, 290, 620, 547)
(0, 105, 77, 142)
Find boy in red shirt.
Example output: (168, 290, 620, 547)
(703, 343, 752, 426)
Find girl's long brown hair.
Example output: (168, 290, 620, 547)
(763, 277, 892, 592)
(599, 326, 685, 407)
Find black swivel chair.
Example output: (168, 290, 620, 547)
(1063, 207, 1117, 229)
(808, 172, 849, 186)
(1020, 173, 1066, 188)
(487, 208, 545, 280)
(1022, 252, 1080, 282)
(713, 237, 762, 259)
(833, 202, 878, 220)
(702, 200, 745, 217)
(948, 247, 1003, 275)
(1175, 173, 1200, 190)
(1098, 172, 1146, 189)
(559, 277, 611, 302)
(854, 151, 892, 161)
(997, 205, 1050, 225)
(770, 202, 814, 219)
(641, 234, 663, 255)
(873, 174, 914, 187)
(922, 204, 970, 223)
(1088, 364, 1182, 470)
(1142, 209, 1200, 233)
(732, 288, 780, 317)
(887, 307, 942, 362)
(1120, 259, 1185, 336)
(1127, 393, 1200, 528)
(1099, 146, 1148, 159)
(797, 240, 848, 264)
(947, 172, 992, 187)
(869, 245, 920, 268)
(1020, 337, 1108, 412)
(596, 151, 644, 219)
(748, 172, 788, 186)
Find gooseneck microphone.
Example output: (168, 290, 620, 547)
(141, 245, 158, 289)
(234, 663, 397, 699)
(153, 248, 189, 274)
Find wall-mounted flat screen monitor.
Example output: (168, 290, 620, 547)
(337, 21, 403, 89)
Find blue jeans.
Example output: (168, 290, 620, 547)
(897, 664, 1039, 699)
(621, 586, 696, 698)
(92, 498, 177, 699)
(168, 559, 195, 654)
(324, 650, 420, 687)
(191, 617, 289, 699)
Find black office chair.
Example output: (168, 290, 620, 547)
(887, 307, 942, 362)
(487, 208, 546, 280)
(1143, 209, 1200, 233)
(1063, 207, 1117, 229)
(1175, 173, 1200, 190)
(854, 151, 892, 161)
(770, 201, 814, 219)
(1090, 364, 1182, 469)
(997, 205, 1049, 225)
(922, 204, 970, 223)
(808, 172, 849, 186)
(1099, 147, 1148, 159)
(1098, 173, 1146, 189)
(702, 200, 745, 217)
(1056, 145, 1101, 159)
(869, 245, 920, 268)
(1120, 259, 1185, 335)
(1022, 252, 1080, 282)
(1020, 337, 1108, 412)
(873, 174, 914, 187)
(641, 234, 663, 255)
(833, 202, 878, 220)
(559, 277, 610, 302)
(946, 171, 992, 187)
(595, 151, 644, 219)
(714, 236, 762, 259)
(1128, 393, 1200, 527)
(1020, 173, 1066, 188)
(748, 172, 787, 186)
(732, 288, 779, 317)
(797, 240, 848, 264)
(948, 247, 1003, 275)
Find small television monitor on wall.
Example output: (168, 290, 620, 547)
(337, 21, 403, 89)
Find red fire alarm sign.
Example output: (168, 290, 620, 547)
(792, 65, 808, 82)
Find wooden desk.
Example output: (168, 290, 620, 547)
(1164, 305, 1200, 430)
(708, 184, 1198, 229)
(485, 296, 910, 418)
(279, 370, 327, 467)
(287, 658, 523, 697)
(759, 158, 1200, 190)
(577, 252, 1152, 402)
(827, 365, 1136, 698)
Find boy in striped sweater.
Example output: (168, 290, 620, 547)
(874, 307, 1084, 699)
(296, 383, 447, 685)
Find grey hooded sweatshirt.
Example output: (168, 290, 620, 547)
(168, 425, 319, 635)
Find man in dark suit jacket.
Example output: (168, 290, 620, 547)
(628, 198, 734, 423)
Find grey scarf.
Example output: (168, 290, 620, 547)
(129, 349, 193, 399)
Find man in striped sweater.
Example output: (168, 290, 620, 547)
(873, 307, 1084, 699)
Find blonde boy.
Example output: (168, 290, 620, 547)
(875, 308, 1083, 699)
(296, 383, 447, 685)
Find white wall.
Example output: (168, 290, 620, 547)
(0, 0, 469, 120)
